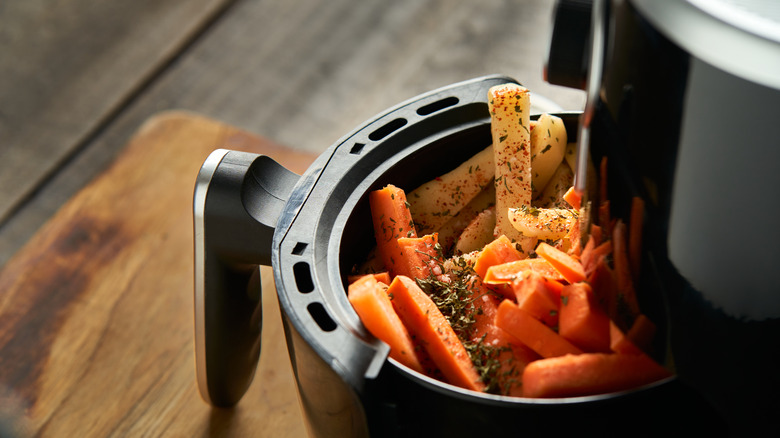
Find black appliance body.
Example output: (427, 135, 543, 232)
(546, 0, 780, 434)
(194, 0, 780, 436)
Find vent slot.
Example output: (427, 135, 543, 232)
(293, 262, 314, 293)
(291, 242, 308, 255)
(350, 143, 366, 155)
(368, 118, 407, 141)
(417, 96, 459, 116)
(307, 302, 337, 332)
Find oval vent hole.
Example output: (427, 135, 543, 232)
(293, 262, 314, 293)
(307, 302, 337, 332)
(417, 96, 459, 116)
(368, 118, 407, 141)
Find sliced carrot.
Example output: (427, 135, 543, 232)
(396, 233, 443, 280)
(598, 200, 613, 237)
(628, 196, 645, 283)
(535, 242, 586, 284)
(612, 220, 640, 320)
(579, 237, 596, 272)
(522, 352, 671, 398)
(582, 240, 613, 276)
(370, 185, 417, 278)
(348, 271, 391, 285)
(559, 282, 611, 353)
(387, 275, 485, 392)
(512, 270, 560, 328)
(599, 156, 608, 205)
(473, 235, 524, 279)
(483, 257, 565, 285)
(468, 285, 533, 396)
(587, 257, 624, 329)
(347, 275, 425, 374)
(609, 320, 644, 355)
(564, 214, 582, 257)
(495, 299, 582, 358)
(563, 186, 581, 210)
(472, 235, 525, 299)
(589, 224, 603, 247)
(626, 313, 657, 354)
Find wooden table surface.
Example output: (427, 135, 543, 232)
(0, 1, 584, 436)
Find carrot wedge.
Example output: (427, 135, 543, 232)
(483, 258, 565, 285)
(369, 185, 417, 277)
(609, 320, 644, 355)
(396, 233, 443, 280)
(612, 220, 640, 319)
(522, 352, 672, 398)
(535, 242, 586, 284)
(512, 270, 560, 328)
(347, 275, 425, 374)
(628, 196, 645, 283)
(387, 275, 485, 392)
(473, 235, 524, 279)
(495, 299, 582, 358)
(559, 282, 611, 353)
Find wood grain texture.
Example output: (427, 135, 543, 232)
(0, 0, 584, 267)
(0, 0, 234, 224)
(0, 112, 314, 437)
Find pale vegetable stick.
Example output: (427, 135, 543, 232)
(436, 183, 495, 253)
(507, 206, 577, 241)
(408, 145, 495, 234)
(535, 161, 574, 209)
(530, 114, 567, 199)
(488, 83, 535, 252)
(454, 207, 496, 254)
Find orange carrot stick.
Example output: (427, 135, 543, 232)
(483, 258, 565, 285)
(512, 270, 560, 328)
(582, 240, 613, 276)
(559, 283, 611, 353)
(609, 320, 644, 355)
(387, 275, 485, 392)
(612, 220, 640, 320)
(473, 235, 524, 279)
(563, 186, 581, 210)
(495, 299, 582, 358)
(522, 352, 671, 398)
(628, 196, 644, 283)
(626, 313, 657, 355)
(396, 233, 443, 280)
(347, 275, 425, 374)
(535, 242, 586, 284)
(370, 185, 417, 278)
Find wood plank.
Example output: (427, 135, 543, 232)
(0, 112, 315, 437)
(0, 0, 585, 267)
(0, 0, 235, 224)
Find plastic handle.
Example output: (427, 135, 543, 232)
(193, 149, 300, 407)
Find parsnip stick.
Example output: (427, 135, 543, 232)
(408, 145, 494, 234)
(530, 113, 567, 199)
(488, 83, 535, 253)
(508, 206, 577, 241)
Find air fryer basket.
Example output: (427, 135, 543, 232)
(196, 75, 723, 438)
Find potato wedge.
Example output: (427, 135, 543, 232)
(508, 206, 577, 241)
(535, 161, 574, 209)
(408, 145, 494, 234)
(488, 83, 534, 251)
(454, 207, 496, 255)
(437, 183, 495, 254)
(530, 114, 567, 198)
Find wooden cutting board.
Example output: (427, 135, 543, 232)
(0, 111, 316, 437)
